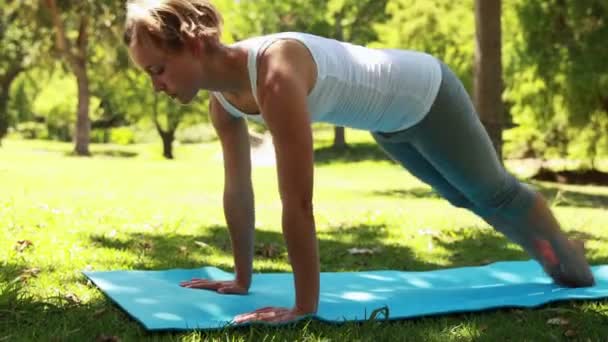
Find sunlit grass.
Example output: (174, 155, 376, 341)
(1, 128, 607, 341)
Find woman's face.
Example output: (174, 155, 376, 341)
(129, 40, 203, 104)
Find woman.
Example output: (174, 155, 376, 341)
(123, 0, 594, 324)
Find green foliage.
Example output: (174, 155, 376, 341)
(7, 80, 34, 124)
(15, 121, 48, 140)
(176, 123, 217, 144)
(2, 0, 607, 164)
(505, 0, 608, 164)
(1, 138, 608, 339)
(231, 0, 388, 43)
(32, 74, 76, 141)
(229, 0, 328, 38)
(0, 0, 51, 142)
(374, 0, 474, 90)
(31, 71, 102, 142)
(109, 127, 135, 145)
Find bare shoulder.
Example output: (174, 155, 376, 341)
(260, 39, 312, 68)
(257, 39, 317, 94)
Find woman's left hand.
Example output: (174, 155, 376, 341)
(233, 307, 309, 324)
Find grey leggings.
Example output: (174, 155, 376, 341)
(372, 62, 536, 223)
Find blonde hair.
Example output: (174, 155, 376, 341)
(124, 0, 223, 51)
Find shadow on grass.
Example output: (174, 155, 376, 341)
(533, 183, 608, 209)
(89, 221, 608, 274)
(371, 187, 440, 200)
(63, 149, 139, 158)
(89, 223, 438, 273)
(81, 225, 607, 339)
(0, 262, 150, 340)
(11, 225, 603, 340)
(431, 227, 608, 267)
(92, 150, 139, 158)
(370, 183, 608, 210)
(314, 143, 390, 165)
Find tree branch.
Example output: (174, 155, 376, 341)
(0, 64, 23, 93)
(152, 93, 164, 135)
(76, 16, 89, 61)
(44, 0, 75, 63)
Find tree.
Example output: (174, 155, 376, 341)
(505, 0, 608, 166)
(0, 0, 49, 145)
(474, 0, 504, 159)
(117, 66, 209, 159)
(375, 0, 475, 89)
(42, 1, 124, 156)
(152, 94, 183, 159)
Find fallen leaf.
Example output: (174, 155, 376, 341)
(348, 247, 382, 255)
(547, 317, 570, 326)
(256, 243, 280, 258)
(418, 229, 439, 236)
(194, 241, 209, 248)
(16, 267, 41, 283)
(95, 335, 120, 342)
(93, 308, 107, 318)
(138, 240, 154, 251)
(15, 240, 33, 253)
(21, 267, 41, 277)
(564, 330, 577, 338)
(179, 246, 188, 254)
(64, 293, 81, 305)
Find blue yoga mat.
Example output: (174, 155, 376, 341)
(83, 261, 608, 331)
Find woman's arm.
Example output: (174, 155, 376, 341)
(254, 40, 320, 315)
(210, 96, 255, 289)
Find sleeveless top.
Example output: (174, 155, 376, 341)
(212, 32, 442, 133)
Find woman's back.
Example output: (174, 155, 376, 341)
(215, 32, 442, 133)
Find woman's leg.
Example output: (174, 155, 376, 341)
(377, 61, 594, 287)
(372, 132, 545, 263)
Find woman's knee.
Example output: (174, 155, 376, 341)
(469, 175, 536, 219)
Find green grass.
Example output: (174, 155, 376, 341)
(1, 128, 607, 341)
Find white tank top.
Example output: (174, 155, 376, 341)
(212, 32, 442, 133)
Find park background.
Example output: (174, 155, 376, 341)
(1, 0, 607, 340)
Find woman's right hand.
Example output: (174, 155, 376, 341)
(179, 279, 249, 294)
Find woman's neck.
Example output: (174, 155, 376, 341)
(204, 44, 250, 94)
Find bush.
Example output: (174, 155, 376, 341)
(16, 121, 48, 140)
(109, 127, 135, 145)
(90, 129, 110, 144)
(176, 124, 216, 144)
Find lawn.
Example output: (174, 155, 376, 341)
(1, 128, 607, 341)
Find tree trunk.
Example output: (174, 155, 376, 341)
(474, 0, 503, 161)
(333, 126, 346, 149)
(332, 10, 347, 149)
(152, 94, 176, 160)
(160, 131, 174, 159)
(44, 0, 91, 156)
(0, 65, 23, 144)
(74, 62, 91, 155)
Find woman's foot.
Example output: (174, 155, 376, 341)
(534, 239, 595, 287)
